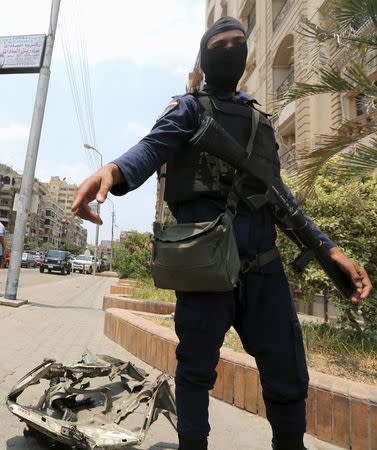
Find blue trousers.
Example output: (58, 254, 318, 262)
(174, 205, 309, 440)
(174, 270, 309, 439)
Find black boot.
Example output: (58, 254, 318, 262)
(178, 435, 208, 450)
(272, 431, 307, 450)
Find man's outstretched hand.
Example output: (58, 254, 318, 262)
(71, 163, 124, 224)
(329, 247, 372, 303)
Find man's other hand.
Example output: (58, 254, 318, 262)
(71, 163, 124, 224)
(329, 247, 372, 303)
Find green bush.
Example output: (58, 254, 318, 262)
(278, 172, 377, 336)
(113, 231, 152, 279)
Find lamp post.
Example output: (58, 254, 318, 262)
(83, 144, 102, 276)
(107, 197, 115, 272)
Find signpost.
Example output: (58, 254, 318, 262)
(1, 0, 61, 306)
(0, 34, 46, 74)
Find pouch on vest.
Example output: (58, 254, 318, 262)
(151, 209, 240, 292)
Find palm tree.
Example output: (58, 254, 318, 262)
(276, 0, 377, 191)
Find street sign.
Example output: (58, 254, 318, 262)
(0, 34, 46, 74)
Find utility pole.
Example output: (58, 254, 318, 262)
(2, 0, 61, 305)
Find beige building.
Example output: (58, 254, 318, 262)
(0, 164, 19, 231)
(44, 176, 78, 217)
(43, 176, 87, 249)
(0, 167, 87, 249)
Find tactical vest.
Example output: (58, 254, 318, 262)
(164, 92, 280, 212)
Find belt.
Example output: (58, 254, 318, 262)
(241, 247, 280, 273)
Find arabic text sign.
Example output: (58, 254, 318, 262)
(0, 34, 46, 74)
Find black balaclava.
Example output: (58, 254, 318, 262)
(200, 16, 247, 92)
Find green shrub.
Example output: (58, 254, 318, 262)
(278, 172, 377, 336)
(113, 231, 152, 279)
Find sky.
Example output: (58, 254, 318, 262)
(0, 0, 205, 244)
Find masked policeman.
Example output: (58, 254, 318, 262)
(72, 16, 372, 450)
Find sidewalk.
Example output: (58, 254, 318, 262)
(0, 270, 342, 450)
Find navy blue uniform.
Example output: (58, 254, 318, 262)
(111, 85, 336, 441)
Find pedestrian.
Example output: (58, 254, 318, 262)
(72, 17, 372, 450)
(0, 221, 6, 269)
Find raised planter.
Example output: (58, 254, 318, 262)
(109, 279, 139, 295)
(104, 307, 377, 450)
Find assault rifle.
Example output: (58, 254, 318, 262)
(189, 116, 354, 300)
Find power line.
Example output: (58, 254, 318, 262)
(58, 2, 98, 172)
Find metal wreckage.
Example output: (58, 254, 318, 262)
(7, 350, 177, 449)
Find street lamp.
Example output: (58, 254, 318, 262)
(84, 143, 103, 167)
(84, 143, 102, 276)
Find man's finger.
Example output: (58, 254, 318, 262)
(97, 177, 112, 203)
(74, 204, 102, 225)
(358, 269, 372, 299)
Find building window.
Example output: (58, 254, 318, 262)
(272, 34, 294, 96)
(246, 2, 256, 37)
(272, 0, 293, 31)
(355, 94, 370, 116)
(207, 7, 215, 28)
(221, 0, 227, 17)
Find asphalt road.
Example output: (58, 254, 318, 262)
(0, 269, 342, 450)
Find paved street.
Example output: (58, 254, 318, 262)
(0, 269, 341, 450)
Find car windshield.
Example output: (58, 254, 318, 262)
(76, 255, 92, 261)
(47, 250, 66, 258)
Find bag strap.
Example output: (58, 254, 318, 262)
(226, 107, 260, 214)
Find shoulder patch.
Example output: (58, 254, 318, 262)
(156, 98, 180, 121)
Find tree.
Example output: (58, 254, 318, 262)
(41, 241, 54, 252)
(276, 0, 377, 191)
(62, 243, 84, 255)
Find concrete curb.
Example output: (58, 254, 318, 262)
(103, 294, 176, 315)
(104, 306, 377, 450)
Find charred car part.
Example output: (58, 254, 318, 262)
(7, 350, 177, 449)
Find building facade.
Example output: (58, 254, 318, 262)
(0, 164, 20, 231)
(43, 176, 87, 249)
(0, 166, 87, 250)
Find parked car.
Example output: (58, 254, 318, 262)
(21, 252, 37, 268)
(40, 250, 71, 275)
(72, 255, 97, 274)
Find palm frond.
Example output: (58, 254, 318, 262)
(293, 130, 377, 193)
(276, 63, 377, 114)
(332, 0, 377, 29)
(334, 138, 377, 177)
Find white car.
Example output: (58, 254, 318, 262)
(72, 255, 97, 274)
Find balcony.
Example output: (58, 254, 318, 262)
(276, 70, 294, 97)
(273, 0, 293, 31)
